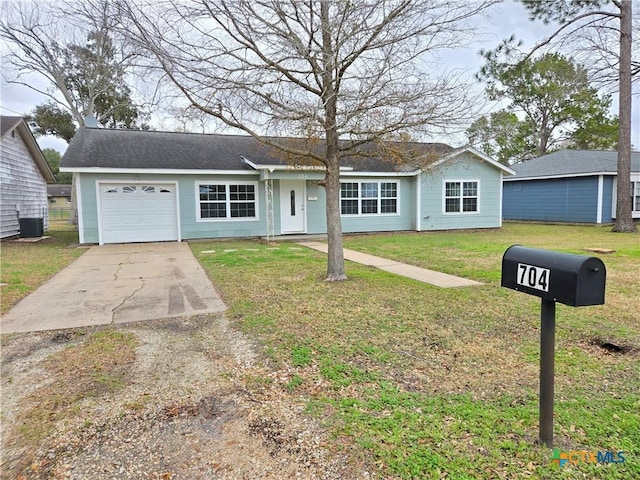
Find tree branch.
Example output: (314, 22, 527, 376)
(524, 9, 621, 61)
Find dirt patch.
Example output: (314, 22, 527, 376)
(585, 337, 639, 356)
(583, 247, 616, 254)
(1, 314, 369, 479)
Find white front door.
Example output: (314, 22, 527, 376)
(280, 180, 306, 234)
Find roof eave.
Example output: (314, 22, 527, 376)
(60, 167, 259, 175)
(504, 171, 622, 181)
(241, 156, 354, 172)
(6, 120, 56, 183)
(62, 166, 419, 177)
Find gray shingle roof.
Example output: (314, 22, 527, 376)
(60, 127, 453, 173)
(47, 185, 72, 196)
(509, 149, 640, 179)
(1, 116, 23, 137)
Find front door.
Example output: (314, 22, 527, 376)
(280, 180, 306, 234)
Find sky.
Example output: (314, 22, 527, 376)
(1, 0, 638, 154)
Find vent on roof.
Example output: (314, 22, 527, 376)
(84, 115, 98, 127)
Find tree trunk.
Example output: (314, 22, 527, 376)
(324, 153, 347, 281)
(321, 0, 346, 281)
(537, 113, 550, 156)
(612, 0, 637, 232)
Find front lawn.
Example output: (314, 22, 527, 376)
(192, 223, 639, 479)
(1, 228, 83, 314)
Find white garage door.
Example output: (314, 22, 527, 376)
(99, 183, 179, 244)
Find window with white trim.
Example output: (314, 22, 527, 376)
(198, 182, 257, 220)
(340, 181, 398, 215)
(444, 181, 479, 213)
(633, 181, 640, 213)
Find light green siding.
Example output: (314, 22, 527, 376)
(77, 172, 266, 243)
(77, 173, 99, 243)
(75, 153, 504, 243)
(339, 176, 416, 233)
(294, 180, 326, 234)
(182, 174, 266, 239)
(260, 170, 325, 181)
(419, 153, 503, 231)
(271, 177, 416, 235)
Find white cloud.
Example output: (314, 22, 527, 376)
(1, 72, 69, 153)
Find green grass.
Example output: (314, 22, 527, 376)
(191, 223, 640, 479)
(292, 344, 313, 367)
(1, 228, 83, 313)
(286, 374, 305, 392)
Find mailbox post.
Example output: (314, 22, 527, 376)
(539, 299, 555, 446)
(501, 245, 606, 448)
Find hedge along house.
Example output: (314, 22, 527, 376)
(60, 128, 514, 245)
(503, 150, 640, 224)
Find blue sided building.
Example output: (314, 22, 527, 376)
(503, 150, 640, 224)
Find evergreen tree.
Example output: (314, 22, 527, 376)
(42, 148, 72, 184)
(517, 0, 635, 232)
(470, 53, 618, 164)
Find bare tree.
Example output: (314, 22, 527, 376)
(0, 0, 141, 126)
(518, 0, 637, 233)
(1, 0, 150, 225)
(520, 1, 639, 90)
(119, 0, 496, 280)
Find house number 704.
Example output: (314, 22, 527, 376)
(517, 263, 550, 292)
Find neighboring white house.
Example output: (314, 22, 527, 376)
(1, 116, 56, 238)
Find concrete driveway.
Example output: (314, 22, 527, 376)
(1, 242, 226, 334)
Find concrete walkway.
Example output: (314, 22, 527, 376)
(1, 242, 226, 334)
(297, 241, 482, 288)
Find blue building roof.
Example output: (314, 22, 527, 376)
(506, 150, 640, 180)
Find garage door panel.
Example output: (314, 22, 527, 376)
(99, 183, 179, 244)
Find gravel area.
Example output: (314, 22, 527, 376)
(1, 314, 372, 479)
